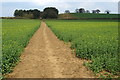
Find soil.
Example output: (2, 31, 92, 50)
(6, 22, 95, 78)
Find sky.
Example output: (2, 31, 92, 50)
(0, 0, 120, 17)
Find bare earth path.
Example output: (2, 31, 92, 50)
(7, 22, 95, 78)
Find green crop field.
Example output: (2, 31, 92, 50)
(46, 20, 119, 75)
(58, 13, 119, 20)
(71, 13, 119, 19)
(2, 19, 40, 74)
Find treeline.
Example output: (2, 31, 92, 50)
(14, 7, 59, 19)
(65, 8, 111, 14)
(14, 9, 41, 19)
(75, 8, 101, 13)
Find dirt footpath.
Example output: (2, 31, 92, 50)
(7, 22, 95, 78)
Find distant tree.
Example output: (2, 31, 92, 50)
(92, 10, 96, 13)
(14, 9, 19, 17)
(79, 8, 85, 13)
(23, 13, 34, 18)
(18, 10, 24, 16)
(28, 10, 34, 14)
(75, 9, 79, 13)
(14, 9, 41, 19)
(26, 10, 29, 14)
(86, 10, 90, 13)
(23, 10, 26, 13)
(14, 8, 59, 19)
(42, 7, 59, 19)
(105, 10, 111, 14)
(42, 11, 56, 19)
(65, 10, 70, 13)
(32, 9, 41, 19)
(96, 9, 100, 13)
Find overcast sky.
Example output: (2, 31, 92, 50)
(1, 0, 119, 17)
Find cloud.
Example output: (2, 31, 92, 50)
(32, 0, 59, 6)
(78, 2, 95, 9)
(32, 1, 73, 13)
(2, 0, 119, 2)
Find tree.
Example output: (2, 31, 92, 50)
(86, 10, 90, 13)
(42, 7, 59, 19)
(65, 10, 70, 13)
(14, 9, 41, 19)
(92, 10, 96, 13)
(96, 9, 100, 13)
(14, 9, 19, 17)
(18, 10, 24, 16)
(79, 8, 85, 13)
(105, 10, 111, 14)
(75, 9, 79, 13)
(32, 9, 41, 19)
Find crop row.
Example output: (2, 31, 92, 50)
(2, 19, 40, 75)
(46, 20, 119, 75)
